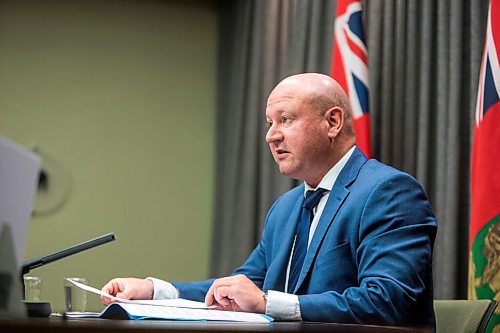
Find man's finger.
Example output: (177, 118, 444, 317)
(116, 291, 132, 300)
(205, 283, 217, 306)
(101, 282, 114, 295)
(229, 299, 242, 312)
(205, 277, 233, 305)
(214, 286, 231, 306)
(100, 295, 112, 305)
(104, 279, 123, 296)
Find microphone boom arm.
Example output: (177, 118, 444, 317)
(22, 232, 116, 275)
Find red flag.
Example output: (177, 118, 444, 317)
(468, 1, 500, 332)
(330, 0, 371, 158)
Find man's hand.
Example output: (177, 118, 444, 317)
(101, 278, 154, 305)
(205, 274, 266, 313)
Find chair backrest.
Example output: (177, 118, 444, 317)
(434, 300, 497, 333)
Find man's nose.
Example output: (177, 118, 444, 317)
(265, 125, 283, 143)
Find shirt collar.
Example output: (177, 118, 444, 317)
(304, 145, 356, 195)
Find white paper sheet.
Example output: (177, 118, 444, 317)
(67, 278, 209, 309)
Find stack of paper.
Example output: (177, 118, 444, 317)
(67, 279, 273, 323)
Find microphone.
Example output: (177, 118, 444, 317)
(21, 232, 116, 317)
(22, 232, 115, 275)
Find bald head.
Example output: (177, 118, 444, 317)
(265, 73, 357, 186)
(270, 73, 355, 137)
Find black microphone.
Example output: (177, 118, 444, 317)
(21, 233, 116, 317)
(22, 233, 116, 275)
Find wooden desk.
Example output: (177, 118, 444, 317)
(0, 317, 431, 333)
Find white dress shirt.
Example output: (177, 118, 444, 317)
(148, 146, 356, 321)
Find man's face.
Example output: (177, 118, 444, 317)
(265, 84, 331, 183)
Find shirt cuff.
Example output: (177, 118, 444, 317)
(145, 277, 179, 300)
(264, 290, 302, 321)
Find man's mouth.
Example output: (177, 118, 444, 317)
(275, 149, 290, 158)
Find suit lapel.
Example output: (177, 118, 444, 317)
(293, 147, 368, 293)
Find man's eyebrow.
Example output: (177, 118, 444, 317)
(267, 109, 286, 115)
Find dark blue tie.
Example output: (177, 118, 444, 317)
(287, 188, 326, 293)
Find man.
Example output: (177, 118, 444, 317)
(102, 73, 437, 327)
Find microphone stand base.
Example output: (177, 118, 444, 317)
(23, 301, 51, 317)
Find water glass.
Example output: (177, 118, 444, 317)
(64, 277, 88, 312)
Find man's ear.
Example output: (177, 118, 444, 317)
(325, 106, 344, 139)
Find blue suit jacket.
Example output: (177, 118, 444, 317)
(174, 147, 437, 327)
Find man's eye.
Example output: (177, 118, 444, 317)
(266, 121, 273, 128)
(281, 116, 291, 123)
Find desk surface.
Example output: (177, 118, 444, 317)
(0, 317, 431, 333)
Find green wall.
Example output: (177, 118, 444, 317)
(0, 0, 216, 312)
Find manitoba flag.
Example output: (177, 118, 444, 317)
(468, 1, 500, 332)
(330, 0, 371, 158)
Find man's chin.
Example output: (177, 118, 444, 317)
(278, 166, 296, 178)
(278, 166, 288, 176)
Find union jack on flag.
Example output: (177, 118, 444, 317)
(474, 0, 500, 127)
(330, 0, 371, 158)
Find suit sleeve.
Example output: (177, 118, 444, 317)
(231, 198, 283, 287)
(172, 280, 215, 302)
(298, 172, 437, 325)
(172, 198, 281, 301)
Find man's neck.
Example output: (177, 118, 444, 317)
(305, 145, 356, 189)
